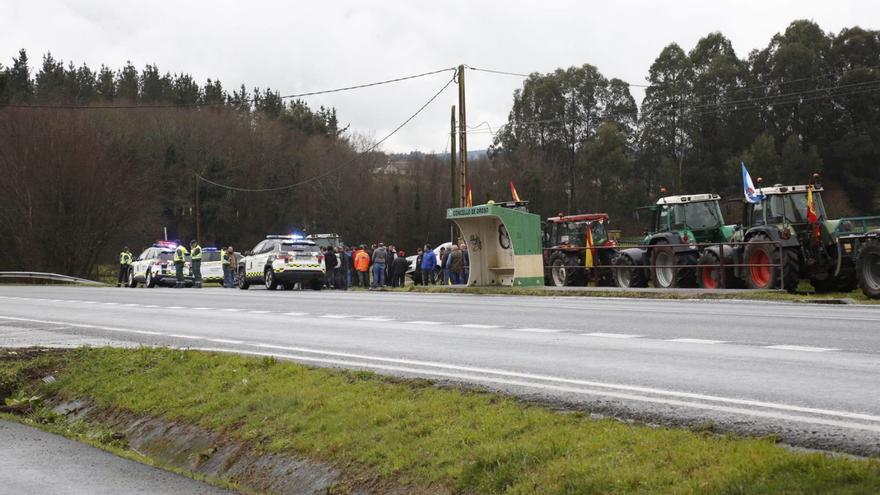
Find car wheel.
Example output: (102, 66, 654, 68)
(237, 267, 250, 290)
(264, 269, 278, 290)
(127, 268, 137, 288)
(309, 278, 323, 291)
(146, 270, 156, 288)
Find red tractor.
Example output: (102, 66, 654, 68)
(542, 213, 617, 287)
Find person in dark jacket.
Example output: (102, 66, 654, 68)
(323, 247, 338, 289)
(414, 248, 424, 285)
(334, 246, 348, 290)
(448, 245, 464, 284)
(371, 243, 387, 289)
(392, 250, 409, 287)
(386, 244, 396, 284)
(438, 246, 449, 285)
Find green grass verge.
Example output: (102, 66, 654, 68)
(3, 347, 880, 494)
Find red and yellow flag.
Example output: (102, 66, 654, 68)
(509, 181, 522, 202)
(585, 225, 594, 268)
(466, 184, 473, 207)
(806, 185, 820, 243)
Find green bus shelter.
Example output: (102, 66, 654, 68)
(447, 202, 544, 287)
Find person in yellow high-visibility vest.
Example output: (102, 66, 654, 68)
(173, 243, 188, 288)
(117, 247, 132, 287)
(189, 240, 203, 288)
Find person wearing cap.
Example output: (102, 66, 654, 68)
(190, 240, 203, 288)
(392, 250, 409, 288)
(117, 247, 132, 287)
(371, 242, 387, 289)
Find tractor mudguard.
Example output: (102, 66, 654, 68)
(744, 227, 800, 248)
(704, 244, 741, 264)
(618, 247, 647, 266)
(649, 233, 697, 254)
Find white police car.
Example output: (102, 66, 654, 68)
(195, 247, 225, 285)
(237, 235, 325, 290)
(128, 241, 191, 288)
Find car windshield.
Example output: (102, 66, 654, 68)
(157, 251, 174, 261)
(765, 192, 826, 224)
(281, 243, 319, 253)
(201, 251, 221, 262)
(672, 201, 722, 230)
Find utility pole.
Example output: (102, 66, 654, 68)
(457, 64, 468, 207)
(194, 172, 202, 242)
(450, 105, 457, 208)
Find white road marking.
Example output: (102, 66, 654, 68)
(512, 328, 562, 333)
(103, 302, 119, 306)
(3, 315, 878, 431)
(283, 312, 308, 316)
(407, 320, 445, 325)
(82, 301, 98, 304)
(358, 317, 395, 322)
(143, 304, 159, 308)
(131, 330, 161, 336)
(667, 338, 728, 344)
(582, 332, 643, 339)
(220, 308, 242, 312)
(122, 303, 139, 307)
(764, 345, 839, 353)
(458, 323, 501, 329)
(320, 314, 352, 319)
(191, 307, 213, 310)
(248, 310, 271, 314)
(167, 334, 202, 340)
(196, 346, 880, 434)
(166, 306, 185, 309)
(208, 338, 244, 344)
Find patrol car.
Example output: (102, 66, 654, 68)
(128, 241, 191, 288)
(237, 235, 325, 290)
(195, 247, 226, 285)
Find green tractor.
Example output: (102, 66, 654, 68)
(859, 231, 880, 299)
(613, 193, 736, 288)
(728, 180, 880, 293)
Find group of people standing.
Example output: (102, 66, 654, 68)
(413, 243, 469, 286)
(322, 243, 411, 290)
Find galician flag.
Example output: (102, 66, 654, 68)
(742, 162, 764, 203)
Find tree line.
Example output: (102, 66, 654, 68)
(487, 20, 880, 228)
(0, 19, 877, 278)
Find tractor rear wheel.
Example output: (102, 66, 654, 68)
(744, 233, 799, 292)
(857, 240, 880, 299)
(613, 253, 648, 288)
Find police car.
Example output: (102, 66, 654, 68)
(195, 247, 226, 285)
(237, 235, 325, 290)
(128, 241, 191, 288)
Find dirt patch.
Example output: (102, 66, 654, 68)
(50, 399, 421, 495)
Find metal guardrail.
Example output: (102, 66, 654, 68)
(0, 271, 101, 284)
(542, 240, 787, 289)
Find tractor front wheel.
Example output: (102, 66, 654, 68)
(548, 252, 584, 287)
(697, 250, 723, 289)
(650, 242, 696, 288)
(857, 239, 880, 299)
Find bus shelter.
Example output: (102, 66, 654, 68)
(446, 202, 543, 286)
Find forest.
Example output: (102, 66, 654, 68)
(0, 20, 878, 278)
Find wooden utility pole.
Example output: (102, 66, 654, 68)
(450, 105, 457, 207)
(457, 64, 468, 207)
(194, 172, 202, 242)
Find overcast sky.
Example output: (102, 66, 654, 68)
(1, 1, 872, 153)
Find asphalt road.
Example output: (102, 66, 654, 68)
(1, 285, 879, 455)
(0, 419, 237, 494)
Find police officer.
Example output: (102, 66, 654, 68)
(118, 247, 132, 287)
(190, 240, 202, 288)
(221, 247, 232, 288)
(173, 243, 188, 288)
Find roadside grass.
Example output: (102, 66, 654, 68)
(406, 283, 880, 304)
(3, 348, 879, 494)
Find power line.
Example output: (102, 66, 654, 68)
(465, 64, 652, 87)
(0, 67, 457, 110)
(195, 73, 457, 192)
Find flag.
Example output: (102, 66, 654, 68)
(466, 184, 473, 207)
(509, 181, 522, 202)
(585, 225, 594, 268)
(742, 162, 765, 203)
(806, 185, 820, 243)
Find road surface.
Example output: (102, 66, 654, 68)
(0, 419, 237, 494)
(1, 285, 879, 455)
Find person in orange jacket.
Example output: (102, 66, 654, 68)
(354, 245, 371, 288)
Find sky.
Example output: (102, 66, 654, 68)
(0, 0, 873, 153)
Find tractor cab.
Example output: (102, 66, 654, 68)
(640, 194, 732, 244)
(543, 213, 611, 250)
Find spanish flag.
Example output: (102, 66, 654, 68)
(466, 184, 473, 207)
(806, 185, 820, 243)
(509, 181, 522, 202)
(585, 226, 595, 268)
